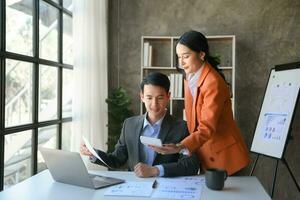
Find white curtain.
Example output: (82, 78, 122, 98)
(71, 0, 108, 166)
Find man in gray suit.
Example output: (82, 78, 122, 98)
(81, 72, 199, 177)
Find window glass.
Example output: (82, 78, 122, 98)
(4, 130, 32, 189)
(62, 122, 72, 151)
(39, 1, 59, 61)
(5, 59, 33, 127)
(39, 65, 58, 121)
(63, 0, 73, 11)
(37, 125, 58, 172)
(6, 0, 33, 55)
(63, 14, 73, 65)
(62, 69, 73, 118)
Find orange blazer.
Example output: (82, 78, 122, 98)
(181, 63, 250, 175)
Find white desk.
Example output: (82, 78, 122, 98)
(0, 170, 271, 200)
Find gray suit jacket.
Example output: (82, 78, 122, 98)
(92, 113, 199, 177)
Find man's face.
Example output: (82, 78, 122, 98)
(140, 84, 170, 120)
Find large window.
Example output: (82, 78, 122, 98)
(0, 0, 73, 190)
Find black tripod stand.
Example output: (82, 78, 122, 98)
(250, 135, 300, 198)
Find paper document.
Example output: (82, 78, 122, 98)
(82, 136, 111, 168)
(140, 136, 162, 147)
(151, 176, 205, 200)
(104, 181, 154, 197)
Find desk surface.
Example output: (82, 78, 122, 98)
(0, 170, 271, 200)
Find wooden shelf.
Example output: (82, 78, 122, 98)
(142, 66, 176, 69)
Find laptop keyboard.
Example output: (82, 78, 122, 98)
(89, 174, 124, 188)
(93, 178, 111, 187)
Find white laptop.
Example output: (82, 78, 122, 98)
(40, 147, 124, 189)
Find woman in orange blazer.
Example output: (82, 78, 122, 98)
(152, 31, 250, 175)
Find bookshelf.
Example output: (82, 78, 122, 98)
(140, 35, 236, 120)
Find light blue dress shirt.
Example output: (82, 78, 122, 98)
(141, 114, 165, 176)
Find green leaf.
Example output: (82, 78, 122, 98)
(106, 87, 134, 153)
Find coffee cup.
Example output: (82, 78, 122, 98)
(205, 168, 228, 190)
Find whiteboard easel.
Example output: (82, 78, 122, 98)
(250, 62, 300, 198)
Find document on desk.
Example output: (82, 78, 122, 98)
(104, 181, 154, 197)
(152, 176, 205, 200)
(82, 136, 111, 168)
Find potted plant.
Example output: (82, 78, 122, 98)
(105, 87, 133, 153)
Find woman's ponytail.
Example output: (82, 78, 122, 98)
(206, 55, 226, 82)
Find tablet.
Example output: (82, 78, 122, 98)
(140, 136, 162, 147)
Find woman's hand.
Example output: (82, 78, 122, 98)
(80, 143, 93, 156)
(149, 143, 184, 154)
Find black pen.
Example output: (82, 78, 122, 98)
(152, 179, 158, 188)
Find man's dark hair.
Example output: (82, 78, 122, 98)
(140, 72, 170, 93)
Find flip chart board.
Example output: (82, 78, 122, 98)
(251, 62, 300, 158)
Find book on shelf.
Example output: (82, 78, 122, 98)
(174, 74, 178, 97)
(143, 42, 153, 66)
(148, 45, 152, 66)
(177, 74, 183, 98)
(143, 42, 149, 66)
(183, 109, 186, 121)
(170, 74, 175, 98)
(169, 73, 183, 98)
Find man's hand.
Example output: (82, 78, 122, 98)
(134, 162, 159, 178)
(80, 143, 93, 156)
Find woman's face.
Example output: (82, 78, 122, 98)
(176, 43, 205, 75)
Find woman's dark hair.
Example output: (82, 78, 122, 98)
(175, 30, 226, 81)
(140, 72, 170, 93)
